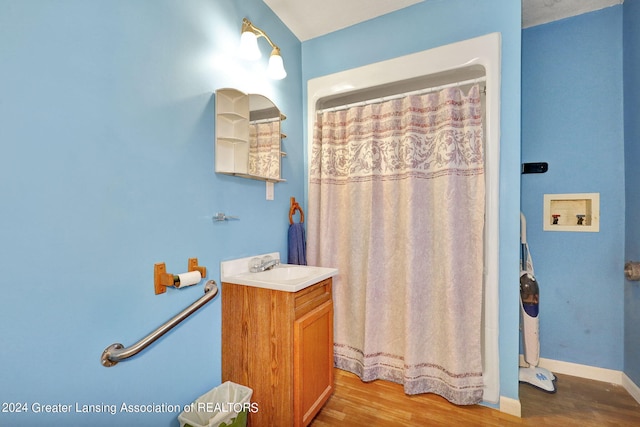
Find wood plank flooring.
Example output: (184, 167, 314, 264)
(309, 368, 640, 426)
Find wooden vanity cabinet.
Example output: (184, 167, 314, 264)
(221, 278, 334, 427)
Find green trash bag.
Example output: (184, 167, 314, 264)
(178, 381, 253, 427)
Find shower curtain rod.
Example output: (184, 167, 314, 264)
(317, 76, 487, 113)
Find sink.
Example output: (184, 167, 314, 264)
(221, 253, 338, 292)
(252, 266, 317, 282)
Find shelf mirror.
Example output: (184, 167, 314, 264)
(215, 88, 285, 182)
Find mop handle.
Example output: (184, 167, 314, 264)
(520, 213, 527, 271)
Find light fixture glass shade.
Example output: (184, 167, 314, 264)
(267, 52, 287, 80)
(239, 31, 261, 60)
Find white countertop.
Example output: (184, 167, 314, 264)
(220, 252, 338, 292)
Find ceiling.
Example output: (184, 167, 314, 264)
(263, 0, 624, 41)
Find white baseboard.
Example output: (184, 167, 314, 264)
(518, 355, 640, 404)
(525, 356, 623, 383)
(622, 372, 640, 403)
(499, 395, 521, 417)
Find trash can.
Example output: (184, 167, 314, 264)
(178, 381, 253, 427)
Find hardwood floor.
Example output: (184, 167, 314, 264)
(309, 368, 640, 426)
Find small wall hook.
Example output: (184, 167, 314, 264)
(212, 212, 239, 222)
(522, 162, 548, 174)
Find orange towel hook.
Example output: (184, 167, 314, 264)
(289, 197, 304, 224)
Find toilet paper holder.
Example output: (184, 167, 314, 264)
(154, 258, 207, 295)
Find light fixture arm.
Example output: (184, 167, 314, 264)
(240, 17, 287, 80)
(242, 18, 280, 53)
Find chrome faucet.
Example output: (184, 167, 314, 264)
(250, 256, 280, 273)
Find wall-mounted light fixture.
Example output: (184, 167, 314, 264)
(239, 17, 287, 80)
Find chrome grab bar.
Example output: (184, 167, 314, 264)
(101, 280, 218, 367)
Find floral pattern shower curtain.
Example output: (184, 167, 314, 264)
(248, 119, 280, 179)
(307, 85, 485, 405)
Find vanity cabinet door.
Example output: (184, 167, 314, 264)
(293, 299, 334, 427)
(222, 278, 334, 427)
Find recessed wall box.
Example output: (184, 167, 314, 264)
(543, 193, 599, 232)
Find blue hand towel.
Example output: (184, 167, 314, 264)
(288, 223, 307, 265)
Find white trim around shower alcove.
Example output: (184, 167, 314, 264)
(306, 32, 502, 406)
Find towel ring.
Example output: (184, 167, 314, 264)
(289, 197, 305, 224)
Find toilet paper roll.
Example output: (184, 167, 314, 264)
(175, 271, 202, 288)
(625, 261, 640, 281)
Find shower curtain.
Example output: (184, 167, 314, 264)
(307, 85, 485, 405)
(248, 119, 280, 178)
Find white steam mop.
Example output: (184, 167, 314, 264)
(519, 212, 557, 393)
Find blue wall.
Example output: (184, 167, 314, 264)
(301, 0, 523, 403)
(0, 0, 302, 425)
(522, 7, 625, 370)
(11, 0, 636, 422)
(624, 0, 640, 385)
